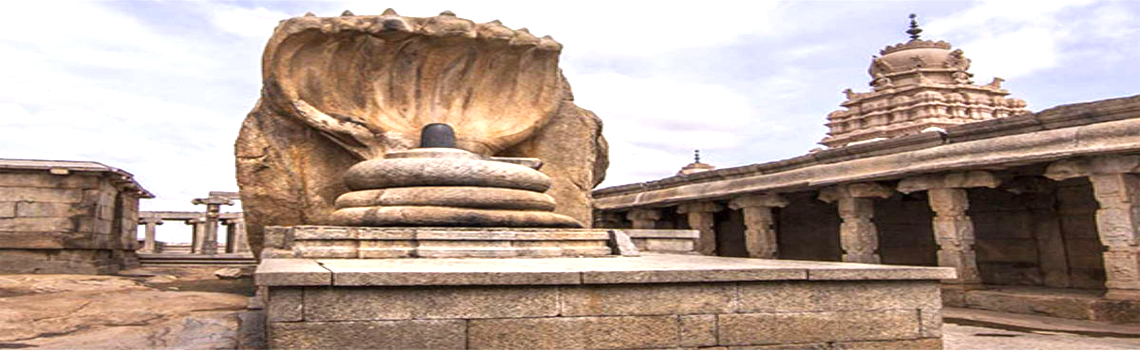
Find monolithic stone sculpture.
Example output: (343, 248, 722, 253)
(235, 10, 608, 255)
(333, 123, 581, 227)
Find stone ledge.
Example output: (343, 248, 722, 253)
(255, 253, 954, 287)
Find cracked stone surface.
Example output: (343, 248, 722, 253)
(0, 268, 253, 349)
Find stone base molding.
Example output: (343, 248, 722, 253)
(899, 171, 1001, 285)
(1047, 155, 1140, 300)
(819, 183, 892, 263)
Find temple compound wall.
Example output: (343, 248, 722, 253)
(0, 159, 152, 274)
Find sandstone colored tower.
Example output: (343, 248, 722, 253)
(820, 15, 1029, 148)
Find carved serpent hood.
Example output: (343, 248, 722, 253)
(261, 9, 565, 158)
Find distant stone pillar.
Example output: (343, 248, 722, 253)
(677, 202, 724, 256)
(626, 209, 662, 229)
(729, 193, 789, 259)
(222, 219, 236, 253)
(899, 171, 1001, 285)
(819, 183, 893, 263)
(187, 217, 206, 254)
(138, 217, 163, 253)
(232, 217, 249, 253)
(1047, 156, 1140, 300)
(192, 195, 235, 255)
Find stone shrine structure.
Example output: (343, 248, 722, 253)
(820, 14, 1029, 148)
(0, 159, 152, 274)
(251, 10, 953, 350)
(593, 18, 1140, 323)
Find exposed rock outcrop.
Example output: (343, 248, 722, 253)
(235, 10, 608, 256)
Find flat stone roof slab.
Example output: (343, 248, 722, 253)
(256, 253, 955, 287)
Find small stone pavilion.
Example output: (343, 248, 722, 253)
(594, 18, 1140, 322)
(0, 159, 152, 274)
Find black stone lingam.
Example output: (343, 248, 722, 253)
(330, 124, 582, 227)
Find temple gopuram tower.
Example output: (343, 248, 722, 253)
(820, 15, 1030, 148)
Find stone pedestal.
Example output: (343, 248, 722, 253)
(819, 183, 892, 264)
(677, 202, 723, 256)
(899, 171, 1001, 286)
(1047, 156, 1140, 300)
(728, 194, 788, 259)
(258, 245, 953, 350)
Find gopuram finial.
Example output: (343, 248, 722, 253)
(694, 149, 701, 163)
(906, 13, 923, 40)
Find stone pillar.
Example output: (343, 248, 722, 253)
(187, 217, 206, 254)
(232, 217, 249, 253)
(626, 209, 662, 229)
(819, 183, 892, 264)
(677, 202, 723, 256)
(1005, 177, 1070, 288)
(222, 219, 236, 253)
(728, 193, 789, 259)
(192, 195, 235, 255)
(138, 217, 163, 253)
(899, 171, 1001, 285)
(1047, 156, 1140, 300)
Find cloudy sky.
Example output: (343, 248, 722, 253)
(2, 1, 1137, 242)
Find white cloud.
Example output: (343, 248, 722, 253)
(208, 4, 292, 39)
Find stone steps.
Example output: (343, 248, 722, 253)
(138, 253, 256, 267)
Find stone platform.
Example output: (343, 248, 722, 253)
(943, 285, 1140, 324)
(260, 226, 698, 259)
(258, 253, 955, 349)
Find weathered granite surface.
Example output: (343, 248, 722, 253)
(259, 253, 953, 349)
(236, 10, 608, 257)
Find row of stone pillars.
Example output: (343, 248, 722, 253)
(138, 193, 247, 255)
(608, 155, 1140, 300)
(138, 214, 248, 254)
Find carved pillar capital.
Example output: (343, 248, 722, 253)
(626, 209, 663, 221)
(897, 171, 1001, 194)
(677, 202, 724, 214)
(1045, 155, 1140, 181)
(728, 193, 788, 210)
(626, 208, 663, 230)
(818, 183, 893, 203)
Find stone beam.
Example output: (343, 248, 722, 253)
(819, 183, 892, 264)
(1047, 155, 1140, 300)
(677, 202, 724, 256)
(728, 193, 789, 259)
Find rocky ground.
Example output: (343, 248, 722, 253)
(0, 267, 258, 349)
(1, 268, 1138, 349)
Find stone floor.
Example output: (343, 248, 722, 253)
(1, 267, 1138, 349)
